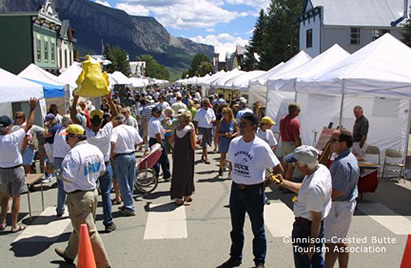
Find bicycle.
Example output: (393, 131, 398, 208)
(134, 143, 162, 194)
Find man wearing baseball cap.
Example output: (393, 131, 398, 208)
(148, 106, 171, 180)
(70, 93, 118, 232)
(0, 98, 38, 233)
(276, 145, 332, 268)
(55, 124, 111, 267)
(257, 116, 278, 151)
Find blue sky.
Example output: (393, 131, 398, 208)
(92, 0, 271, 55)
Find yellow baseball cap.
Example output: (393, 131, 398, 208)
(90, 110, 104, 119)
(261, 116, 276, 126)
(60, 124, 85, 135)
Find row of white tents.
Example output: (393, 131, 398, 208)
(0, 61, 168, 124)
(177, 34, 411, 155)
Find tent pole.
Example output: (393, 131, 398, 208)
(405, 101, 411, 175)
(339, 80, 345, 128)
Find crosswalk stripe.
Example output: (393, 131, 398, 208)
(143, 202, 187, 240)
(357, 202, 411, 235)
(264, 201, 294, 237)
(13, 206, 70, 243)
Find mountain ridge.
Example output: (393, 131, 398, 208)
(0, 0, 214, 72)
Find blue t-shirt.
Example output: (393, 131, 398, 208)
(330, 149, 359, 202)
(45, 123, 61, 144)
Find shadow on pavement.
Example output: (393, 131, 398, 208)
(197, 176, 227, 183)
(143, 190, 170, 200)
(144, 201, 179, 212)
(10, 232, 71, 257)
(196, 170, 218, 175)
(50, 260, 76, 267)
(22, 215, 69, 226)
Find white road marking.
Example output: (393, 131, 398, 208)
(357, 202, 411, 235)
(143, 203, 187, 240)
(264, 201, 294, 237)
(13, 206, 70, 243)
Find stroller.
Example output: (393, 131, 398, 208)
(134, 143, 162, 194)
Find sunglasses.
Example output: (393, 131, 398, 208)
(67, 133, 77, 138)
(330, 137, 340, 143)
(239, 123, 252, 128)
(15, 116, 23, 119)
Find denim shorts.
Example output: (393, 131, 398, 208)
(22, 147, 35, 166)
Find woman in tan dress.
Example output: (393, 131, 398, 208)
(169, 110, 198, 205)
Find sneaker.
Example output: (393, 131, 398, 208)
(41, 176, 52, 183)
(255, 264, 265, 268)
(105, 223, 117, 233)
(55, 248, 74, 264)
(120, 209, 135, 216)
(217, 257, 241, 268)
(218, 169, 223, 176)
(264, 197, 270, 205)
(56, 211, 64, 217)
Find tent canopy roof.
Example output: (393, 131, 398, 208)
(0, 68, 44, 103)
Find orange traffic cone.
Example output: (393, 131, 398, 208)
(401, 234, 411, 268)
(77, 224, 96, 268)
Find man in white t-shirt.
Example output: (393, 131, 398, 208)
(217, 112, 284, 268)
(171, 94, 187, 115)
(71, 94, 119, 232)
(53, 115, 72, 217)
(110, 114, 143, 216)
(148, 106, 171, 180)
(276, 145, 332, 268)
(0, 98, 37, 233)
(54, 124, 110, 267)
(194, 98, 216, 164)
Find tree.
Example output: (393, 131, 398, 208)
(242, 9, 266, 71)
(188, 54, 212, 77)
(137, 54, 169, 80)
(402, 14, 411, 47)
(259, 0, 304, 70)
(103, 45, 131, 76)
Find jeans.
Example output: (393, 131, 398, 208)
(54, 157, 65, 215)
(229, 183, 266, 265)
(99, 163, 113, 226)
(149, 138, 171, 178)
(292, 220, 325, 268)
(114, 154, 136, 211)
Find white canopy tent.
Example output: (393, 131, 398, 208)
(110, 71, 133, 85)
(211, 69, 245, 89)
(226, 70, 266, 91)
(277, 34, 411, 154)
(19, 64, 67, 88)
(129, 77, 146, 88)
(265, 45, 351, 131)
(200, 70, 226, 88)
(58, 63, 82, 89)
(248, 51, 312, 106)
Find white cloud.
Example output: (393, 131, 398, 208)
(206, 28, 215, 32)
(225, 0, 270, 9)
(115, 0, 246, 29)
(189, 33, 249, 55)
(115, 3, 150, 16)
(94, 0, 111, 7)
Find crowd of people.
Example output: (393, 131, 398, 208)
(0, 84, 370, 268)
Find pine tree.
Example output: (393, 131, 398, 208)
(402, 15, 411, 47)
(242, 9, 266, 71)
(259, 0, 304, 70)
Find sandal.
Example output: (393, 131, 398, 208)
(11, 225, 25, 233)
(175, 200, 184, 206)
(204, 159, 210, 164)
(0, 224, 6, 231)
(112, 199, 121, 205)
(218, 168, 223, 176)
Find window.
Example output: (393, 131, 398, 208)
(59, 48, 62, 68)
(36, 39, 41, 61)
(350, 27, 360, 45)
(51, 43, 55, 63)
(372, 29, 390, 41)
(64, 49, 68, 68)
(306, 29, 313, 48)
(44, 41, 49, 62)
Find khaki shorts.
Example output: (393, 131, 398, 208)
(281, 141, 296, 157)
(324, 200, 356, 243)
(45, 143, 54, 162)
(0, 166, 27, 196)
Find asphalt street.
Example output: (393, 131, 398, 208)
(0, 149, 410, 268)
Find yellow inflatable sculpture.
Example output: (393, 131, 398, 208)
(74, 55, 110, 98)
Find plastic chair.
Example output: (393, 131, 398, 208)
(364, 145, 380, 173)
(382, 149, 405, 183)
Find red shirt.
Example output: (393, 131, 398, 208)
(279, 114, 300, 142)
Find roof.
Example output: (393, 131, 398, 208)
(306, 0, 406, 27)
